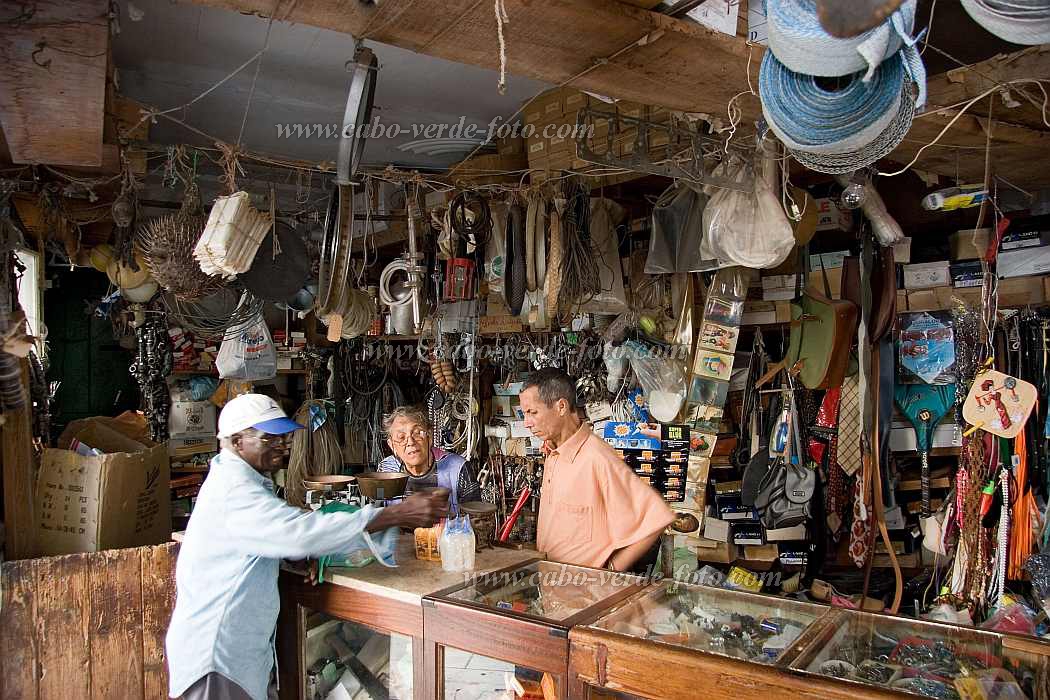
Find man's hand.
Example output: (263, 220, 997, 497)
(366, 492, 448, 532)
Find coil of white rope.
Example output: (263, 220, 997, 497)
(961, 0, 1050, 45)
(767, 0, 920, 81)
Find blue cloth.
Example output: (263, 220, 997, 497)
(166, 450, 396, 700)
(377, 447, 467, 511)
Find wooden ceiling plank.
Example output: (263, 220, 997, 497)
(180, 0, 1050, 186)
(0, 0, 110, 167)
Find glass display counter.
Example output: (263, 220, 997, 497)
(423, 559, 646, 698)
(789, 609, 1050, 700)
(570, 580, 1050, 700)
(589, 578, 826, 665)
(276, 535, 537, 700)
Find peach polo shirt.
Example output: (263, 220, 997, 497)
(536, 423, 675, 568)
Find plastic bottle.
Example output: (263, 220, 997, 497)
(439, 518, 458, 572)
(461, 515, 476, 571)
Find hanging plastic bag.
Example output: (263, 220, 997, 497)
(646, 183, 716, 273)
(216, 311, 277, 380)
(579, 198, 629, 314)
(315, 502, 399, 582)
(702, 143, 794, 270)
(625, 340, 686, 423)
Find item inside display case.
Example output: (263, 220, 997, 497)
(790, 610, 1042, 700)
(442, 560, 640, 623)
(301, 608, 413, 700)
(589, 579, 825, 664)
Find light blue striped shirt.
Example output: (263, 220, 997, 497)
(166, 450, 391, 700)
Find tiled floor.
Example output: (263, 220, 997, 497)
(443, 648, 516, 699)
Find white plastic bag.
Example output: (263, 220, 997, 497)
(702, 146, 794, 270)
(625, 340, 687, 423)
(216, 311, 277, 380)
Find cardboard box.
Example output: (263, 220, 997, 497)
(810, 250, 849, 270)
(523, 89, 565, 126)
(998, 246, 1050, 278)
(996, 275, 1047, 307)
(497, 135, 524, 156)
(1000, 228, 1047, 251)
(765, 524, 808, 541)
(741, 301, 778, 325)
(703, 516, 730, 542)
(950, 228, 990, 261)
(951, 261, 984, 288)
(892, 237, 912, 264)
(168, 436, 219, 458)
(806, 266, 843, 298)
(814, 197, 851, 231)
(903, 261, 951, 290)
(37, 419, 170, 555)
(692, 538, 738, 564)
(169, 401, 217, 438)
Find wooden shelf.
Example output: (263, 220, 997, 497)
(170, 368, 308, 376)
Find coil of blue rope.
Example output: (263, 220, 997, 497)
(766, 0, 926, 108)
(760, 50, 915, 149)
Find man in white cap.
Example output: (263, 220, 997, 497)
(166, 394, 446, 700)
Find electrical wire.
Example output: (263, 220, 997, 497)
(556, 177, 601, 319)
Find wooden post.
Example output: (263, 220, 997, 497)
(2, 360, 36, 560)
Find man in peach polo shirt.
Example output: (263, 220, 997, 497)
(521, 368, 674, 573)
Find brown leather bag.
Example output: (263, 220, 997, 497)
(786, 262, 859, 390)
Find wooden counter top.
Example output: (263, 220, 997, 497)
(320, 535, 539, 606)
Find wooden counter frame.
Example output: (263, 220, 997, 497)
(423, 559, 647, 699)
(568, 625, 904, 700)
(277, 569, 433, 700)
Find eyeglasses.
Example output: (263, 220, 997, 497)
(244, 432, 289, 446)
(389, 428, 429, 446)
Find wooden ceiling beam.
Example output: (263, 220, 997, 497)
(0, 0, 110, 167)
(181, 0, 1050, 186)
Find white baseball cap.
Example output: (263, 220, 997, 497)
(217, 394, 304, 439)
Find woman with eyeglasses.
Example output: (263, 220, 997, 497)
(377, 405, 481, 512)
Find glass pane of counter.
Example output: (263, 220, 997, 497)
(438, 559, 644, 626)
(586, 579, 828, 664)
(302, 608, 414, 699)
(788, 609, 1042, 699)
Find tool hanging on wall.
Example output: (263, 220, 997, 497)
(447, 191, 491, 302)
(379, 185, 428, 334)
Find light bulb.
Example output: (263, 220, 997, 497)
(840, 182, 867, 210)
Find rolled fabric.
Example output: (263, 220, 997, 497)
(768, 0, 919, 80)
(760, 50, 916, 156)
(961, 0, 1050, 45)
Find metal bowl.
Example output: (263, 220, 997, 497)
(302, 474, 356, 491)
(355, 471, 409, 501)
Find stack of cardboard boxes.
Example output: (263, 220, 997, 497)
(523, 88, 683, 178)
